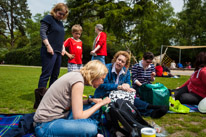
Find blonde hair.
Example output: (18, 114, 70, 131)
(111, 51, 131, 71)
(50, 3, 69, 20)
(71, 24, 83, 33)
(80, 60, 108, 86)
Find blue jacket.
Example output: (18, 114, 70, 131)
(94, 63, 131, 98)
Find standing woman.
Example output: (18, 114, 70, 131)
(38, 3, 69, 88)
(34, 60, 111, 137)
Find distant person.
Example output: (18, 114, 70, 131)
(177, 62, 183, 68)
(90, 24, 107, 64)
(33, 60, 111, 137)
(185, 62, 191, 69)
(38, 3, 69, 88)
(131, 52, 156, 96)
(173, 52, 206, 105)
(155, 63, 163, 77)
(170, 60, 176, 69)
(64, 24, 83, 72)
(162, 63, 174, 77)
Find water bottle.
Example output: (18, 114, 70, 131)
(171, 91, 175, 100)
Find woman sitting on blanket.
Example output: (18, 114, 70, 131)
(33, 60, 111, 137)
(94, 51, 168, 118)
(173, 51, 206, 105)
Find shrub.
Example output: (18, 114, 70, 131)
(5, 46, 41, 66)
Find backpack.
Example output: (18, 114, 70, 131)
(103, 99, 152, 137)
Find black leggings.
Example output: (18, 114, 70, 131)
(174, 86, 203, 105)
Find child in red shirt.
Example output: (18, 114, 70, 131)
(155, 63, 163, 77)
(64, 24, 83, 72)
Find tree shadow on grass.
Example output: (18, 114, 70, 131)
(19, 93, 34, 102)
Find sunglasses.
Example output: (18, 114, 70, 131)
(145, 60, 152, 64)
(58, 12, 65, 16)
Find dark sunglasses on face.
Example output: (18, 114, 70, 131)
(58, 12, 65, 16)
(146, 60, 152, 64)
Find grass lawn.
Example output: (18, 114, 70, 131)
(0, 65, 205, 136)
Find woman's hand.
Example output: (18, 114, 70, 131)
(47, 45, 54, 55)
(61, 46, 66, 56)
(119, 83, 136, 92)
(100, 97, 111, 106)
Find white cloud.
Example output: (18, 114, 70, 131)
(27, 0, 65, 16)
(169, 0, 184, 13)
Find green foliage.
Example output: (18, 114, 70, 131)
(5, 45, 41, 66)
(0, 0, 31, 48)
(0, 48, 9, 62)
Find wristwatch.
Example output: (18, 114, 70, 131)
(87, 95, 93, 104)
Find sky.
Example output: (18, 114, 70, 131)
(27, 0, 184, 16)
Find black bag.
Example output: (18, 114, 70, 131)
(104, 99, 152, 137)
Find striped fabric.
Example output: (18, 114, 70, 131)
(131, 61, 155, 85)
(0, 114, 35, 137)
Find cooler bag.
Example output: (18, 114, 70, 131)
(139, 83, 169, 106)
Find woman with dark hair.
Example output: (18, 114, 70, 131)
(173, 52, 206, 105)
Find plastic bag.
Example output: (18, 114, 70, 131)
(169, 96, 190, 113)
(139, 83, 170, 106)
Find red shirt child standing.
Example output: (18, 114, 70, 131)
(64, 24, 83, 72)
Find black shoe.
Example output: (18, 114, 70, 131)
(33, 87, 47, 109)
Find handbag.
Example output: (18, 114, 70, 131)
(139, 83, 170, 106)
(109, 90, 135, 104)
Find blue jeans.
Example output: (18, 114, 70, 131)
(91, 55, 105, 65)
(134, 97, 153, 116)
(38, 47, 62, 88)
(35, 105, 100, 137)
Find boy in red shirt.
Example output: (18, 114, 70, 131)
(64, 24, 83, 72)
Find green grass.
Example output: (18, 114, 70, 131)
(0, 65, 205, 136)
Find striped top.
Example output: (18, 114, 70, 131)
(131, 60, 155, 87)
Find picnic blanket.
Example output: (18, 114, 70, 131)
(0, 113, 35, 137)
(168, 104, 199, 113)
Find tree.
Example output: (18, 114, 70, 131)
(0, 0, 31, 48)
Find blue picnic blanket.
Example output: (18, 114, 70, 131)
(0, 113, 35, 137)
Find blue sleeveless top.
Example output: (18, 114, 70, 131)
(41, 15, 65, 52)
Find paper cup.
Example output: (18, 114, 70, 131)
(141, 127, 156, 137)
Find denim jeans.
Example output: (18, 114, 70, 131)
(91, 55, 105, 65)
(38, 47, 62, 88)
(35, 104, 100, 137)
(134, 97, 153, 116)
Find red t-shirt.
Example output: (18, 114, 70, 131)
(64, 37, 83, 64)
(95, 32, 107, 56)
(155, 65, 163, 76)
